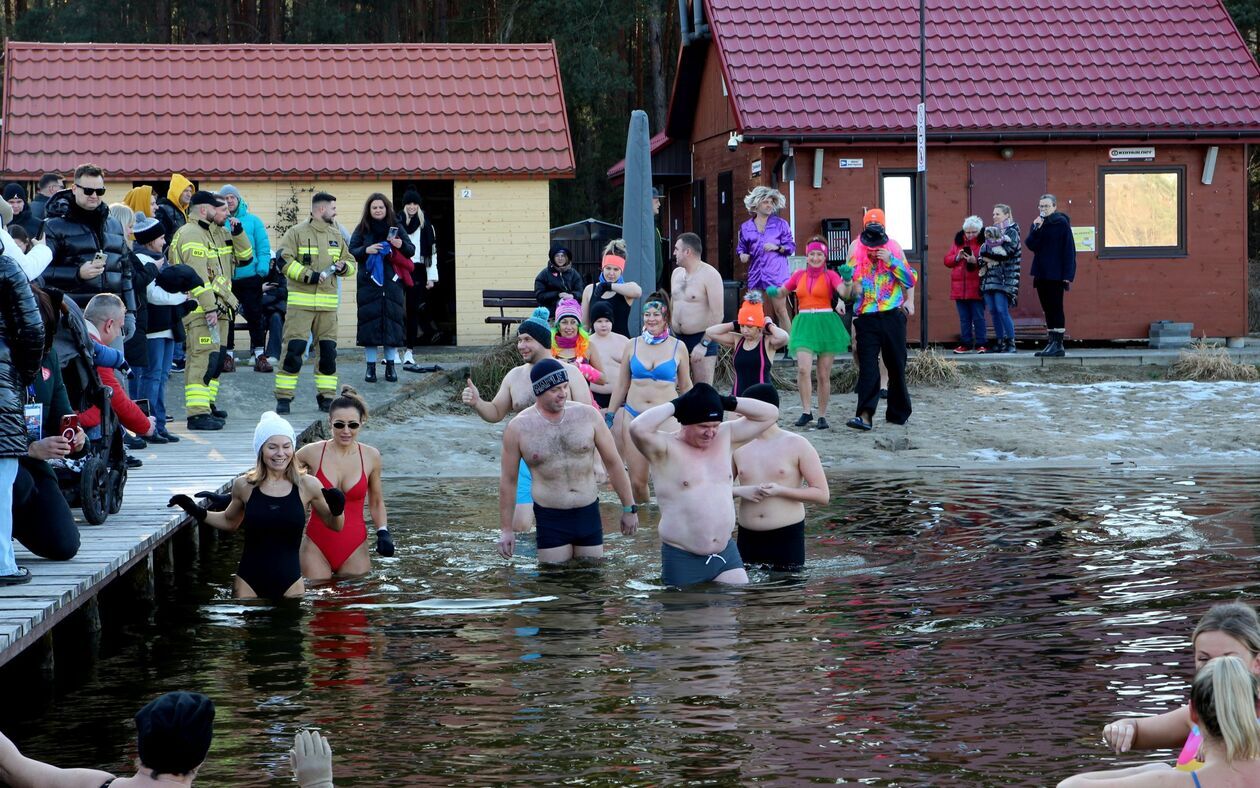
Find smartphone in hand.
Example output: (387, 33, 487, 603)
(134, 399, 151, 417)
(60, 414, 79, 441)
(387, 227, 399, 240)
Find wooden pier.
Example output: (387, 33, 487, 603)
(0, 361, 461, 673)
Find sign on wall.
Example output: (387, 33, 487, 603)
(1108, 147, 1155, 162)
(751, 160, 762, 176)
(1073, 226, 1097, 252)
(838, 158, 864, 169)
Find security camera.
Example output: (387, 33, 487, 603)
(727, 132, 743, 151)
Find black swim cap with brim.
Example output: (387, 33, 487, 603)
(134, 691, 215, 776)
(530, 358, 568, 397)
(673, 383, 725, 425)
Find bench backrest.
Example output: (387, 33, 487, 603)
(483, 289, 536, 309)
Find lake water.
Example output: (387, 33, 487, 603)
(4, 468, 1259, 786)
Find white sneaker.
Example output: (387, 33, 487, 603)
(402, 349, 415, 365)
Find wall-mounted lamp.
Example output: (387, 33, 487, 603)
(999, 146, 1015, 160)
(727, 131, 744, 151)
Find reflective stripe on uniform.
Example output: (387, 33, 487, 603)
(313, 374, 337, 394)
(208, 379, 220, 400)
(287, 293, 339, 309)
(274, 372, 299, 393)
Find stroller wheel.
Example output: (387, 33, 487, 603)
(108, 464, 127, 515)
(80, 456, 109, 525)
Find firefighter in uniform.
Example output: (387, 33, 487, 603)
(168, 191, 254, 430)
(274, 191, 355, 414)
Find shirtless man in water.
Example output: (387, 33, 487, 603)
(629, 382, 778, 586)
(462, 311, 592, 532)
(731, 384, 829, 571)
(670, 232, 724, 386)
(498, 359, 638, 563)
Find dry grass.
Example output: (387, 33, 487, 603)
(1167, 339, 1259, 381)
(830, 361, 857, 393)
(468, 338, 523, 394)
(906, 347, 964, 387)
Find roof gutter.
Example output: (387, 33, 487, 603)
(740, 129, 1260, 144)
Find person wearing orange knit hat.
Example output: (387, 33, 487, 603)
(699, 290, 788, 396)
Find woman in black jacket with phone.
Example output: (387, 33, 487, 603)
(349, 194, 414, 383)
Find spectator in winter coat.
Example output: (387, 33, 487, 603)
(534, 245, 584, 318)
(13, 285, 86, 564)
(218, 185, 271, 372)
(259, 252, 288, 367)
(28, 173, 64, 224)
(79, 294, 157, 459)
(0, 246, 46, 585)
(123, 185, 156, 219)
(944, 215, 987, 354)
(4, 184, 42, 237)
(1025, 193, 1076, 358)
(350, 193, 414, 383)
(133, 216, 185, 444)
(0, 197, 52, 282)
(38, 164, 137, 346)
(400, 189, 441, 359)
(978, 203, 1022, 354)
(154, 173, 193, 247)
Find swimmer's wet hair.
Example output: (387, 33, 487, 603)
(1193, 602, 1260, 655)
(1191, 655, 1260, 762)
(329, 384, 369, 420)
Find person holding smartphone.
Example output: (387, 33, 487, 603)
(349, 194, 414, 383)
(1026, 193, 1076, 358)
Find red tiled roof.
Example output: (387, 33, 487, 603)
(706, 0, 1260, 138)
(605, 130, 673, 178)
(1, 42, 575, 179)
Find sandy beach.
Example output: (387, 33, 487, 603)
(372, 363, 1260, 475)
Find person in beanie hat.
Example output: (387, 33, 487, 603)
(399, 188, 441, 359)
(586, 298, 630, 420)
(533, 244, 584, 318)
(698, 289, 789, 397)
(3, 183, 41, 236)
(496, 357, 638, 565)
(550, 296, 604, 384)
(628, 382, 779, 587)
(168, 411, 345, 600)
(134, 215, 187, 444)
(218, 184, 273, 372)
(462, 306, 594, 535)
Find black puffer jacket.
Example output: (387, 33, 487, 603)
(154, 197, 187, 248)
(0, 254, 46, 457)
(39, 190, 136, 314)
(351, 223, 415, 349)
(123, 249, 154, 366)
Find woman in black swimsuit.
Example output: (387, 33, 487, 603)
(169, 412, 344, 600)
(700, 290, 789, 396)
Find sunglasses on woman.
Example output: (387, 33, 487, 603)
(332, 421, 361, 430)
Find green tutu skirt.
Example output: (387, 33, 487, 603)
(788, 311, 850, 355)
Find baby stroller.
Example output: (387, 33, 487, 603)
(50, 295, 127, 525)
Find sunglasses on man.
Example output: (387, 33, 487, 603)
(76, 184, 107, 196)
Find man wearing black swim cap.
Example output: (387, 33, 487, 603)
(462, 307, 594, 535)
(496, 358, 637, 564)
(628, 382, 778, 586)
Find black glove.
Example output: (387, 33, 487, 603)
(167, 494, 207, 523)
(229, 218, 245, 236)
(375, 528, 395, 557)
(321, 487, 346, 517)
(195, 490, 232, 512)
(594, 281, 611, 298)
(720, 394, 739, 412)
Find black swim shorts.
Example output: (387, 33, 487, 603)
(660, 539, 744, 586)
(679, 331, 718, 358)
(533, 500, 604, 550)
(737, 520, 805, 571)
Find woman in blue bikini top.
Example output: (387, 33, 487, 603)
(606, 293, 692, 504)
(1058, 655, 1260, 787)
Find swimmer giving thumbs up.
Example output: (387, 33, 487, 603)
(461, 377, 480, 405)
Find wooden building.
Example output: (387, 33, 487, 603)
(627, 0, 1260, 342)
(1, 41, 575, 346)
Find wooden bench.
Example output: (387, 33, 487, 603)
(483, 289, 538, 339)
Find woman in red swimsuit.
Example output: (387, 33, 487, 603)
(297, 386, 394, 579)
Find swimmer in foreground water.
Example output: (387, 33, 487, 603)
(629, 383, 777, 586)
(1101, 602, 1260, 771)
(1059, 655, 1260, 787)
(463, 309, 593, 534)
(731, 384, 828, 572)
(497, 359, 637, 563)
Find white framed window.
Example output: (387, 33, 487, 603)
(879, 171, 918, 258)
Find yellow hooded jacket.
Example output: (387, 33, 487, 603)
(165, 174, 193, 222)
(278, 218, 356, 311)
(123, 185, 153, 218)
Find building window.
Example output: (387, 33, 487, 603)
(1098, 166, 1186, 257)
(879, 171, 918, 258)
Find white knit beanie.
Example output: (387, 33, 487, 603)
(253, 411, 296, 457)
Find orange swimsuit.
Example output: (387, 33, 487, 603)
(306, 443, 369, 572)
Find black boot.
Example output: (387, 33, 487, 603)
(365, 362, 377, 383)
(276, 399, 290, 415)
(384, 361, 397, 382)
(317, 395, 331, 413)
(1034, 337, 1055, 357)
(1046, 336, 1066, 357)
(209, 402, 228, 418)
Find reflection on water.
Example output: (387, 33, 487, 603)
(4, 469, 1260, 785)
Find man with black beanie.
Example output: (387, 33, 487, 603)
(628, 382, 778, 587)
